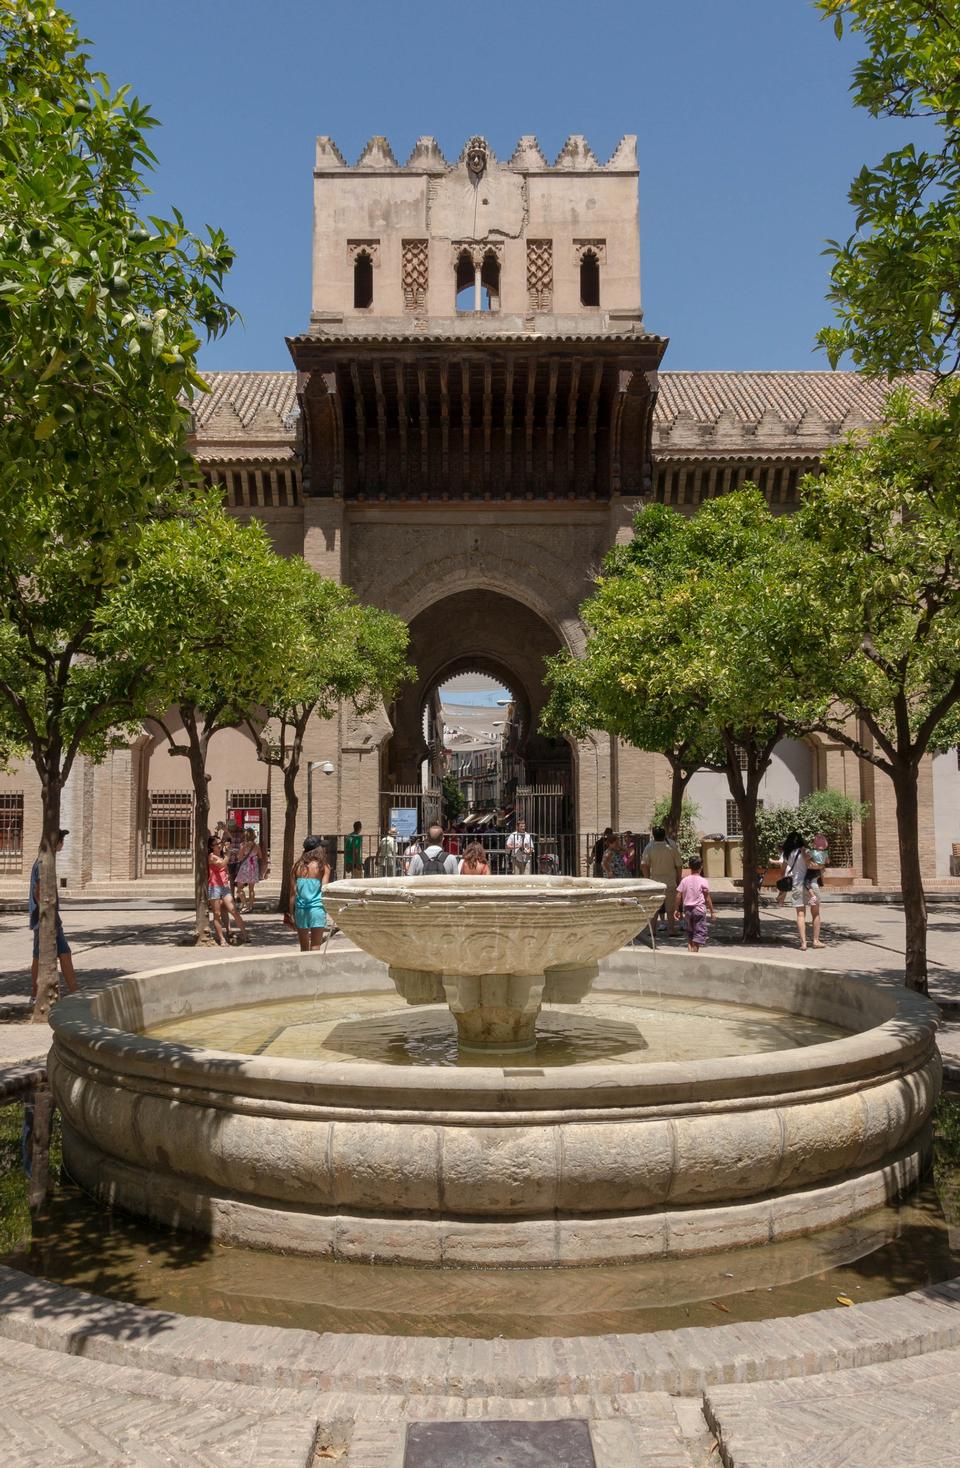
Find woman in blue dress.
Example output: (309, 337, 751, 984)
(289, 834, 330, 951)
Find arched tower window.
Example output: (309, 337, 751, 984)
(353, 250, 374, 309)
(481, 249, 500, 312)
(455, 249, 475, 311)
(579, 249, 600, 308)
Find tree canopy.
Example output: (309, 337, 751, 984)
(542, 493, 818, 939)
(793, 383, 960, 988)
(817, 0, 960, 375)
(0, 1, 235, 1015)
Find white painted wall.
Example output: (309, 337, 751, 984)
(932, 750, 960, 877)
(686, 738, 815, 836)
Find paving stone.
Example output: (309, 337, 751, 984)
(403, 1419, 596, 1468)
(0, 1357, 319, 1467)
(704, 1346, 960, 1468)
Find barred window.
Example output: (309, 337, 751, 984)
(144, 791, 193, 871)
(726, 799, 762, 838)
(0, 792, 24, 873)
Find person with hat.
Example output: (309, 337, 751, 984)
(29, 829, 78, 999)
(289, 835, 331, 950)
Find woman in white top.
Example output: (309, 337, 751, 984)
(781, 831, 824, 951)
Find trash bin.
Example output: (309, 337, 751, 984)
(701, 838, 726, 879)
(724, 839, 743, 878)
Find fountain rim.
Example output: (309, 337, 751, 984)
(47, 949, 940, 1114)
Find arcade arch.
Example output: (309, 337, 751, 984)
(380, 589, 575, 829)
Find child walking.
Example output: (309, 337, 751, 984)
(674, 856, 715, 953)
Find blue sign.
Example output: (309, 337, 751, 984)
(390, 807, 419, 842)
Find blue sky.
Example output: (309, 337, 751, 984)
(68, 0, 924, 373)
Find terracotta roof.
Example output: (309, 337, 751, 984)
(654, 371, 933, 429)
(190, 371, 299, 432)
(288, 330, 665, 347)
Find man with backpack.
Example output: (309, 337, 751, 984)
(408, 823, 458, 875)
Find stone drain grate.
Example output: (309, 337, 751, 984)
(403, 1418, 595, 1467)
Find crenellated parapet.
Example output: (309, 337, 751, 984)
(313, 133, 638, 173)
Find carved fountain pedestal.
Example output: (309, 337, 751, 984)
(323, 877, 663, 1052)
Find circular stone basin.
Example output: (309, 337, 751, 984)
(48, 947, 941, 1269)
(322, 874, 666, 1051)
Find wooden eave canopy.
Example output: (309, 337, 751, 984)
(288, 333, 667, 501)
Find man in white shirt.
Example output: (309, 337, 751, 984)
(408, 823, 458, 876)
(506, 819, 534, 875)
(377, 826, 398, 877)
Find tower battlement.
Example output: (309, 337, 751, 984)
(307, 133, 644, 335)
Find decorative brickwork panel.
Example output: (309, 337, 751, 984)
(402, 240, 429, 311)
(527, 240, 553, 312)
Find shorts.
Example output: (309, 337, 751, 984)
(207, 884, 231, 901)
(683, 906, 709, 946)
(294, 901, 327, 931)
(32, 919, 70, 958)
(791, 881, 819, 909)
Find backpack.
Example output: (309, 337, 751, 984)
(420, 848, 448, 875)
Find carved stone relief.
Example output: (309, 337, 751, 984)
(402, 239, 429, 311)
(527, 239, 553, 312)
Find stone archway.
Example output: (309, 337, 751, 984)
(382, 589, 575, 824)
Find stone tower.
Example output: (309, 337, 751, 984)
(287, 133, 667, 839)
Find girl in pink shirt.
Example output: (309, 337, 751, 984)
(674, 856, 716, 953)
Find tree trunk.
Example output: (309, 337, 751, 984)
(186, 725, 212, 942)
(32, 775, 63, 1024)
(278, 763, 299, 914)
(890, 762, 928, 994)
(666, 759, 692, 839)
(739, 783, 762, 943)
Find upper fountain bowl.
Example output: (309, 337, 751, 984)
(322, 875, 666, 978)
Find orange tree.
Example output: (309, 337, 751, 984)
(0, 3, 234, 1017)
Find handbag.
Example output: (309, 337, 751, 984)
(776, 851, 800, 892)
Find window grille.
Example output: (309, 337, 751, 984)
(228, 791, 270, 847)
(726, 799, 763, 838)
(144, 791, 193, 872)
(0, 792, 24, 873)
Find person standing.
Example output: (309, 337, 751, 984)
(674, 856, 715, 953)
(29, 829, 78, 1000)
(402, 834, 421, 875)
(780, 831, 825, 951)
(290, 835, 330, 951)
(641, 826, 684, 936)
(377, 826, 398, 877)
(225, 819, 244, 897)
(235, 827, 266, 912)
(592, 827, 613, 877)
(344, 820, 364, 878)
(458, 841, 490, 876)
(207, 834, 249, 946)
(601, 833, 629, 879)
(408, 823, 458, 875)
(506, 819, 534, 875)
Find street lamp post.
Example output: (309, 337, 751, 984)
(306, 760, 335, 835)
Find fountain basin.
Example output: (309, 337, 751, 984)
(323, 875, 665, 1050)
(47, 948, 941, 1267)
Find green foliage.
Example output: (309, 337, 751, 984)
(753, 790, 870, 866)
(795, 384, 960, 768)
(651, 795, 701, 863)
(0, 1101, 61, 1254)
(442, 770, 466, 824)
(0, 1, 234, 775)
(817, 0, 960, 374)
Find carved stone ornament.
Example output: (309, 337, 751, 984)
(452, 239, 502, 269)
(573, 239, 606, 265)
(402, 239, 429, 311)
(347, 239, 380, 266)
(465, 136, 488, 180)
(527, 239, 553, 312)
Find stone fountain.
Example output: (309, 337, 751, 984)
(322, 875, 664, 1051)
(47, 874, 941, 1268)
